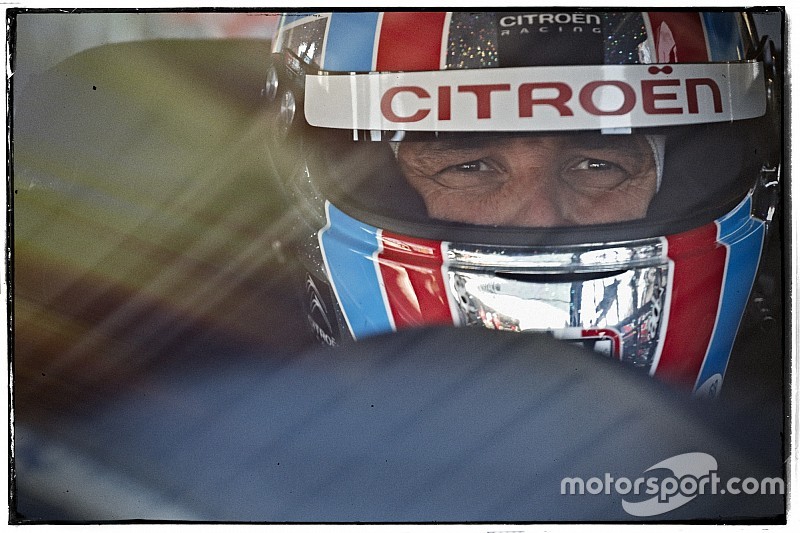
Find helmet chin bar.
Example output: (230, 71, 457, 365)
(445, 239, 669, 371)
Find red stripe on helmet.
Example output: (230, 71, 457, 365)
(653, 222, 727, 389)
(376, 12, 448, 71)
(647, 12, 711, 62)
(378, 232, 454, 329)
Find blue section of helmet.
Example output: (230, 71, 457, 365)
(702, 12, 746, 61)
(319, 202, 393, 340)
(694, 196, 765, 394)
(323, 12, 380, 72)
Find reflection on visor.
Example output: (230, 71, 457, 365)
(448, 243, 670, 369)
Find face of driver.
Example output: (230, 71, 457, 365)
(397, 132, 659, 227)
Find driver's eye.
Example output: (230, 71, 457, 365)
(431, 158, 504, 190)
(452, 160, 493, 172)
(571, 159, 617, 171)
(561, 157, 632, 191)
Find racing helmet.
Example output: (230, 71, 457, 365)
(264, 11, 781, 397)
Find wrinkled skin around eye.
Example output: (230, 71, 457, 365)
(397, 134, 659, 227)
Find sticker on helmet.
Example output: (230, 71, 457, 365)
(305, 62, 766, 131)
(496, 12, 605, 66)
(305, 273, 340, 347)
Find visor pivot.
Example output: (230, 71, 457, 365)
(264, 65, 279, 102)
(753, 36, 781, 137)
(759, 38, 780, 113)
(276, 89, 297, 139)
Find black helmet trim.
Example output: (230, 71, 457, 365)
(329, 185, 752, 247)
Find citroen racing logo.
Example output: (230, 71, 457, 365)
(499, 12, 602, 35)
(306, 274, 337, 346)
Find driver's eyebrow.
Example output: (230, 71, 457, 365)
(563, 134, 649, 156)
(412, 134, 647, 153)
(399, 139, 495, 171)
(402, 134, 650, 171)
(404, 137, 522, 170)
(417, 137, 497, 154)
